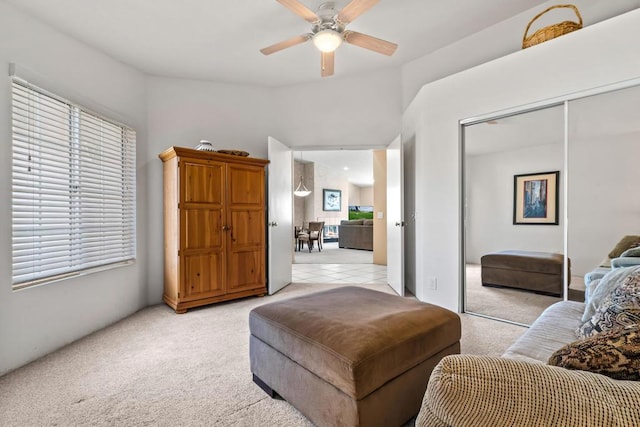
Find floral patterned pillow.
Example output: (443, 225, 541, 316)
(577, 271, 640, 338)
(549, 324, 640, 381)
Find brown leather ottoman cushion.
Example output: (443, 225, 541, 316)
(249, 286, 461, 400)
(481, 250, 570, 296)
(481, 250, 565, 274)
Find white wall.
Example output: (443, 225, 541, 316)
(0, 2, 148, 375)
(146, 77, 275, 158)
(273, 68, 402, 148)
(348, 184, 374, 206)
(466, 144, 564, 264)
(568, 131, 640, 275)
(359, 186, 374, 206)
(404, 9, 640, 310)
(400, 0, 640, 110)
(348, 183, 361, 206)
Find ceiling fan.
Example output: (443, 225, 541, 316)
(260, 0, 398, 77)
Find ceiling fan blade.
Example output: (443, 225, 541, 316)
(260, 34, 311, 55)
(277, 0, 319, 23)
(337, 0, 379, 24)
(321, 51, 335, 77)
(343, 30, 397, 56)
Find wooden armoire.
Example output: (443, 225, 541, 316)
(159, 146, 269, 313)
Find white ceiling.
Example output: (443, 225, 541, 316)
(296, 149, 373, 186)
(5, 0, 546, 87)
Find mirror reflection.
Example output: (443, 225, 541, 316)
(463, 104, 566, 325)
(567, 84, 640, 302)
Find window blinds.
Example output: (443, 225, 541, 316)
(11, 79, 136, 289)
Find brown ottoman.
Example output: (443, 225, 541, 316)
(249, 286, 461, 427)
(481, 250, 570, 297)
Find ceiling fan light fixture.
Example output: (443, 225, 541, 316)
(262, 0, 396, 76)
(313, 29, 343, 52)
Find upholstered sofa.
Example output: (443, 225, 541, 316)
(417, 262, 640, 426)
(338, 219, 373, 251)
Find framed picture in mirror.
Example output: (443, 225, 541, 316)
(513, 171, 559, 225)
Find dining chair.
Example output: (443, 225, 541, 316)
(305, 221, 325, 252)
(294, 226, 306, 252)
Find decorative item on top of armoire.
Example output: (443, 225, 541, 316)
(522, 4, 583, 49)
(217, 149, 250, 157)
(195, 140, 215, 151)
(159, 146, 269, 313)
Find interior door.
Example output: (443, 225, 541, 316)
(387, 135, 404, 296)
(267, 136, 293, 294)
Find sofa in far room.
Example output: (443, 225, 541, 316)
(416, 261, 640, 427)
(338, 219, 373, 251)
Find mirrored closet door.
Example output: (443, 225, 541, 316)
(567, 84, 640, 299)
(463, 82, 640, 325)
(463, 104, 566, 325)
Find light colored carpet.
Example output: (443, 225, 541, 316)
(465, 264, 562, 325)
(0, 283, 525, 426)
(294, 241, 373, 264)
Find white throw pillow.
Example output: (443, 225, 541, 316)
(581, 265, 640, 323)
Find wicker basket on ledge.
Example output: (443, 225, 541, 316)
(522, 4, 583, 49)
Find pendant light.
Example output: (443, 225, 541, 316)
(293, 153, 312, 198)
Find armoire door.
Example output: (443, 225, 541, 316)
(180, 160, 226, 300)
(226, 163, 266, 293)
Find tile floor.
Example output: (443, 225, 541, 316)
(292, 263, 387, 284)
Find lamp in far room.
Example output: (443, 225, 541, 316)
(294, 153, 311, 197)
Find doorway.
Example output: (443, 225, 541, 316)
(291, 149, 387, 286)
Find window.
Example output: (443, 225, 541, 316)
(11, 79, 136, 289)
